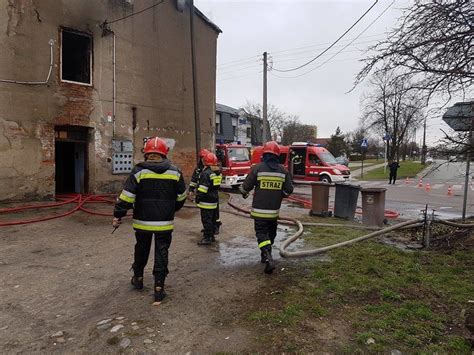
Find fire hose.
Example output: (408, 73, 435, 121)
(223, 193, 425, 258)
(1, 193, 472, 259)
(0, 194, 117, 227)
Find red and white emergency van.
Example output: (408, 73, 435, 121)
(251, 142, 350, 183)
(215, 143, 251, 188)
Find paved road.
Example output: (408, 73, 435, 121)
(294, 160, 474, 219)
(423, 160, 472, 184)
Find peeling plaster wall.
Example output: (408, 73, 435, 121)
(0, 0, 218, 201)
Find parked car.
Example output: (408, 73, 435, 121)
(335, 156, 349, 166)
(426, 156, 434, 164)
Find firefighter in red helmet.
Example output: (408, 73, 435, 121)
(195, 152, 222, 245)
(240, 141, 293, 274)
(113, 137, 186, 304)
(188, 148, 209, 194)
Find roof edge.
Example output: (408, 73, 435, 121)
(194, 6, 222, 33)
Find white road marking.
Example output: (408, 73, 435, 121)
(452, 184, 462, 190)
(431, 184, 444, 190)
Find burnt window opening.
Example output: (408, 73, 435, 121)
(61, 29, 92, 85)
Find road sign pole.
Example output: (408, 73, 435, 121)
(462, 120, 472, 221)
(361, 152, 364, 179)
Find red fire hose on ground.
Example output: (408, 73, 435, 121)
(286, 195, 400, 219)
(0, 191, 399, 227)
(0, 194, 117, 227)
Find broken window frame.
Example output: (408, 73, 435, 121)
(60, 27, 93, 86)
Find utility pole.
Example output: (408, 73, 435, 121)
(262, 51, 268, 144)
(421, 116, 427, 164)
(189, 0, 201, 162)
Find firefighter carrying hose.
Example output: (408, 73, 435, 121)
(239, 141, 293, 274)
(113, 137, 186, 304)
(196, 152, 222, 245)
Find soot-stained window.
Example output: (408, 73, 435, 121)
(61, 29, 92, 85)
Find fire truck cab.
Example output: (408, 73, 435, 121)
(251, 142, 350, 183)
(215, 143, 251, 188)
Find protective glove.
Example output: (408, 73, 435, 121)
(239, 186, 249, 199)
(112, 217, 122, 228)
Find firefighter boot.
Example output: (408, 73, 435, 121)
(214, 222, 222, 235)
(197, 237, 212, 245)
(130, 266, 143, 290)
(154, 277, 167, 302)
(262, 247, 275, 274)
(260, 250, 266, 264)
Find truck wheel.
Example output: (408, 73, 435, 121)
(320, 176, 331, 183)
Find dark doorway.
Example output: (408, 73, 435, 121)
(291, 148, 306, 176)
(55, 126, 89, 194)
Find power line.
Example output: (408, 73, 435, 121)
(270, 0, 394, 79)
(218, 38, 383, 76)
(270, 38, 383, 61)
(272, 0, 379, 73)
(217, 71, 262, 82)
(218, 55, 261, 68)
(217, 35, 384, 70)
(106, 0, 165, 25)
(270, 33, 385, 56)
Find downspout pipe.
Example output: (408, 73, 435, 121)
(0, 40, 54, 85)
(112, 32, 116, 138)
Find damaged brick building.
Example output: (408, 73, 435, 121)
(0, 0, 220, 201)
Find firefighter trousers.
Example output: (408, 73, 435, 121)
(254, 219, 278, 250)
(215, 203, 221, 227)
(132, 231, 172, 281)
(200, 208, 219, 239)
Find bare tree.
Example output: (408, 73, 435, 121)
(355, 0, 474, 101)
(362, 72, 425, 161)
(241, 101, 299, 142)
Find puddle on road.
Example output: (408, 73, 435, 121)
(218, 225, 326, 266)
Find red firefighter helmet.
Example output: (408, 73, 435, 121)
(144, 137, 168, 156)
(203, 152, 218, 166)
(263, 141, 280, 156)
(199, 148, 210, 158)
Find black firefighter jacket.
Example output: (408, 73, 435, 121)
(188, 160, 204, 192)
(114, 159, 187, 233)
(195, 167, 222, 210)
(241, 162, 293, 219)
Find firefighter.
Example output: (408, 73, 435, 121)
(239, 141, 293, 274)
(189, 149, 222, 234)
(113, 137, 186, 303)
(188, 148, 209, 194)
(196, 152, 222, 245)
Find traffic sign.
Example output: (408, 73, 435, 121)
(361, 138, 368, 148)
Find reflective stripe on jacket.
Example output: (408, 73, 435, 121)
(196, 167, 221, 209)
(241, 162, 293, 219)
(114, 159, 186, 233)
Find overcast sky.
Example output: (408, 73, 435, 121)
(195, 0, 458, 145)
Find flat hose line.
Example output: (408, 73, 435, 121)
(223, 192, 432, 258)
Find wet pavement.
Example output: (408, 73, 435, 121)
(217, 226, 306, 266)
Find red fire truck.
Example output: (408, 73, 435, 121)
(215, 143, 251, 188)
(251, 142, 350, 183)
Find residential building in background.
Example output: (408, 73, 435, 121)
(216, 103, 259, 147)
(0, 0, 220, 201)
